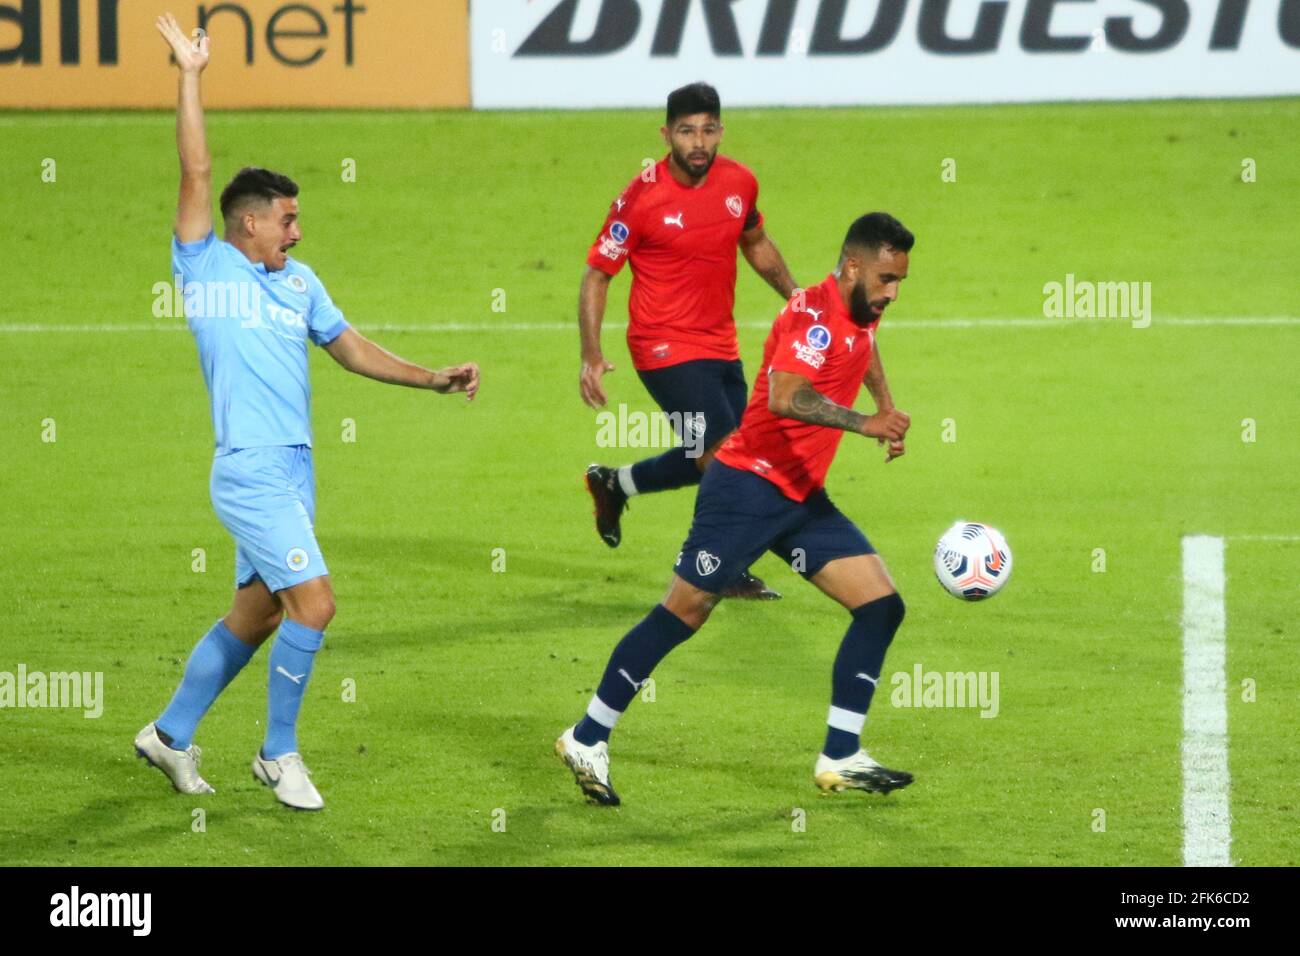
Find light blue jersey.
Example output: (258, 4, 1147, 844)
(171, 230, 349, 456)
(172, 230, 344, 592)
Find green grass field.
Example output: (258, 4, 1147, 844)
(1, 99, 1297, 866)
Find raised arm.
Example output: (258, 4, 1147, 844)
(323, 328, 479, 400)
(578, 266, 616, 408)
(768, 369, 909, 448)
(156, 13, 212, 242)
(739, 225, 798, 299)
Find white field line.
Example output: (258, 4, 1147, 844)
(1225, 535, 1300, 542)
(0, 316, 1297, 334)
(1181, 535, 1232, 868)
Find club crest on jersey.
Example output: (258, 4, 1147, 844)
(609, 220, 630, 244)
(285, 548, 310, 572)
(695, 550, 721, 577)
(725, 195, 744, 218)
(285, 274, 307, 293)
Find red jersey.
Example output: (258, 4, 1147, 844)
(716, 274, 878, 502)
(585, 154, 762, 371)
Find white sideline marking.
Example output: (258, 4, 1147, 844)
(0, 316, 1297, 334)
(1226, 535, 1300, 542)
(1181, 535, 1231, 868)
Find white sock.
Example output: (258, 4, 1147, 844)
(827, 705, 866, 736)
(617, 465, 638, 498)
(586, 695, 623, 729)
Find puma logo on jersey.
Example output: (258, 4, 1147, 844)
(804, 307, 823, 322)
(664, 212, 685, 229)
(845, 335, 856, 351)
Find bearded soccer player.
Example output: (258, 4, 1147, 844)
(134, 14, 479, 810)
(580, 83, 797, 600)
(558, 213, 915, 805)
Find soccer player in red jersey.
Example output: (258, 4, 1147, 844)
(579, 83, 797, 600)
(558, 213, 915, 806)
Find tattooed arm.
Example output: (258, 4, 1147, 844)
(768, 370, 910, 443)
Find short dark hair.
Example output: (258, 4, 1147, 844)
(843, 212, 914, 255)
(666, 82, 721, 125)
(219, 166, 299, 221)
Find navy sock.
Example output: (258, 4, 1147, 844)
(628, 447, 702, 496)
(574, 604, 696, 745)
(823, 593, 906, 759)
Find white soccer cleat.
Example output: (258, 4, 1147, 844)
(555, 725, 620, 806)
(134, 722, 216, 795)
(814, 749, 914, 795)
(252, 751, 324, 811)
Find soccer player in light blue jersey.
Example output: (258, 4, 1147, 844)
(134, 13, 480, 810)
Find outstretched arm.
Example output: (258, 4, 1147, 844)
(739, 225, 798, 299)
(324, 328, 480, 400)
(156, 13, 212, 242)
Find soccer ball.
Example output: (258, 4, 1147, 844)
(934, 521, 1013, 600)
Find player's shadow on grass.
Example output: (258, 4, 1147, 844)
(13, 787, 236, 866)
(33, 789, 360, 867)
(420, 794, 930, 867)
(9, 742, 356, 866)
(401, 710, 948, 867)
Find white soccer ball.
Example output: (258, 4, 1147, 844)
(934, 521, 1013, 601)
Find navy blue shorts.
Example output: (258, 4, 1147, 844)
(636, 359, 748, 453)
(675, 463, 875, 593)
